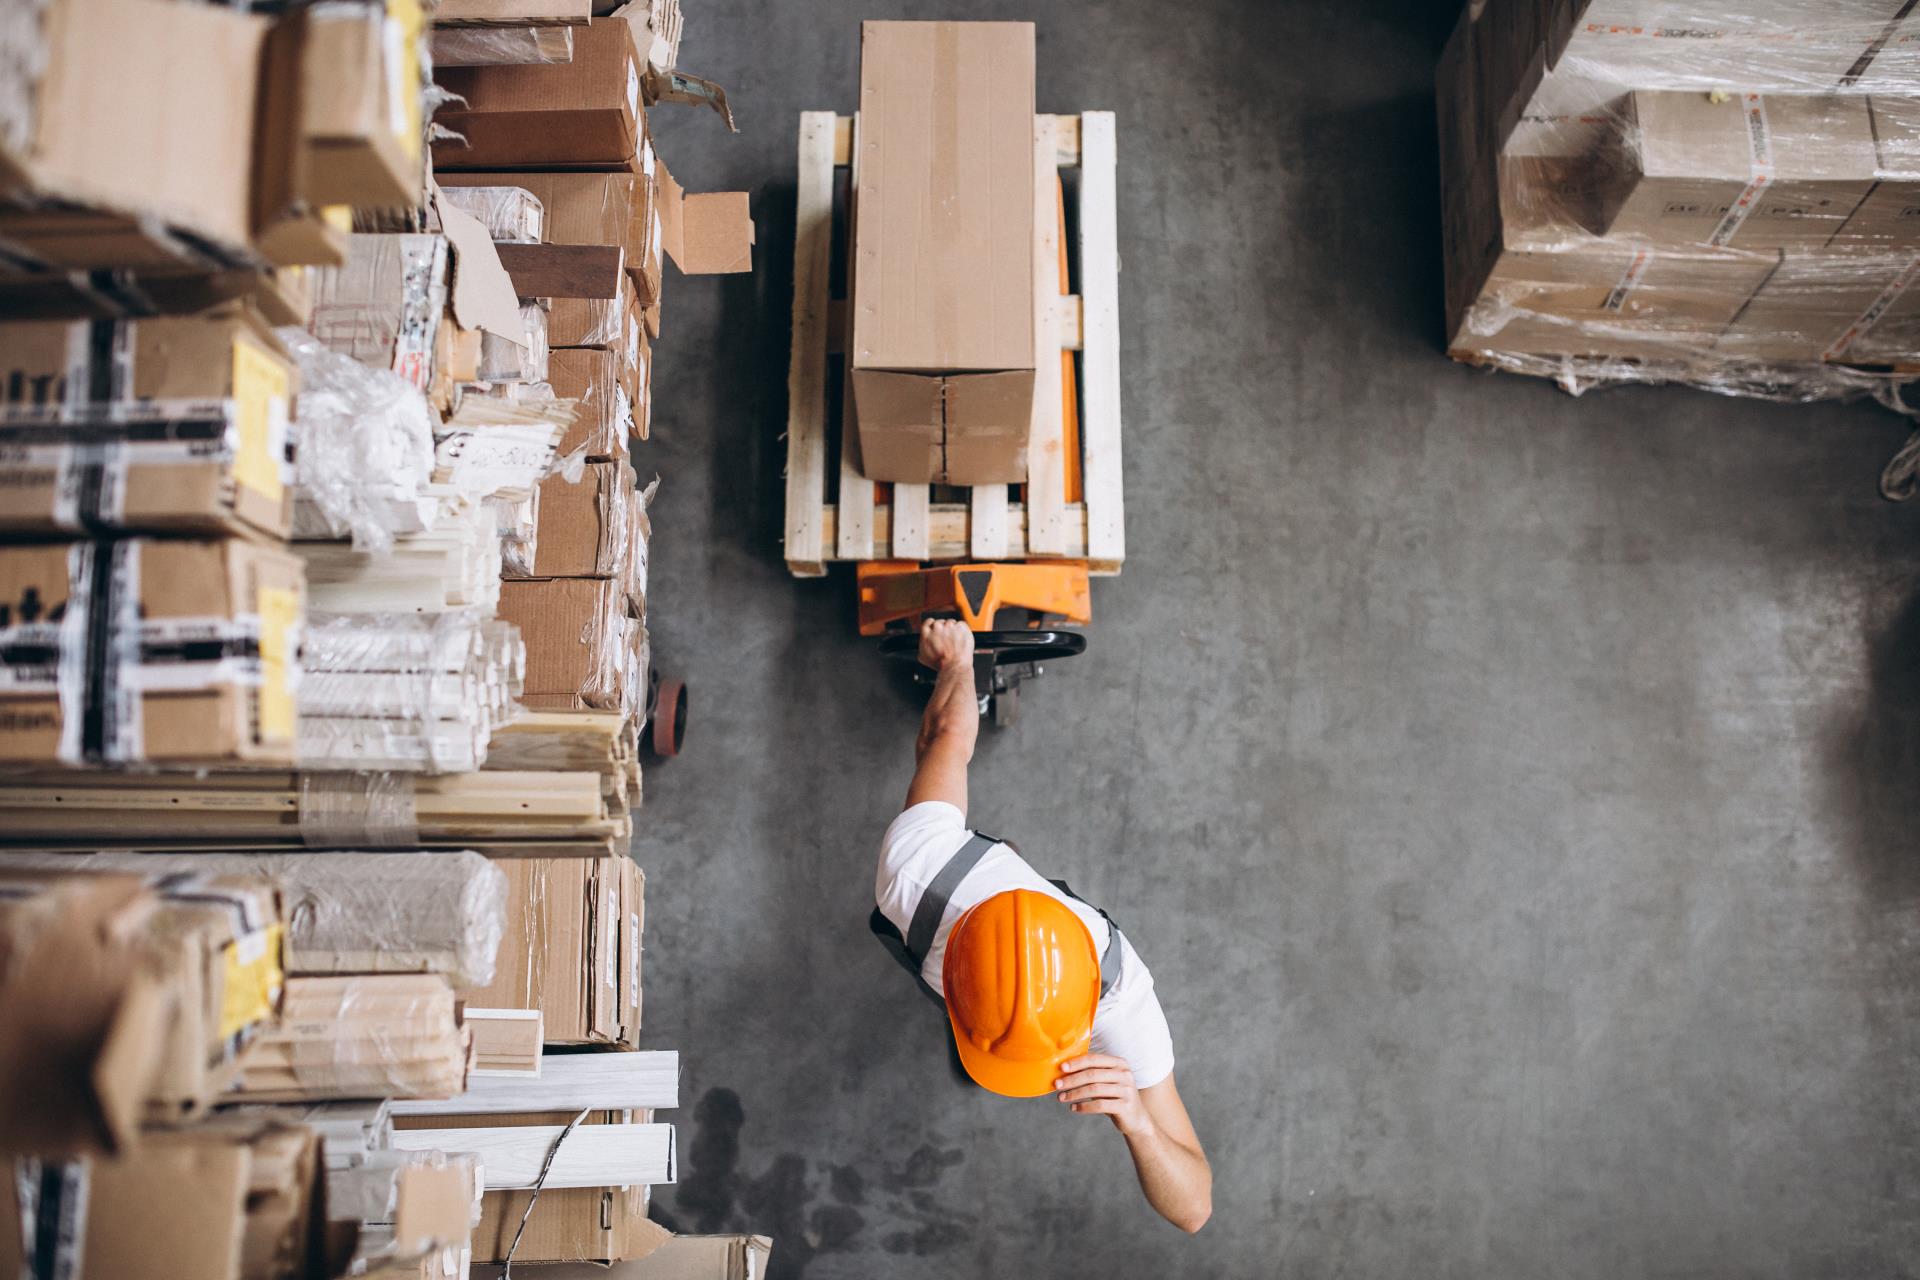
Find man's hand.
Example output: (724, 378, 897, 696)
(1055, 1054, 1153, 1138)
(917, 618, 975, 674)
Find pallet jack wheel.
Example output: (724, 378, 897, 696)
(645, 675, 687, 758)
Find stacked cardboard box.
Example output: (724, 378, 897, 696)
(1439, 0, 1920, 399)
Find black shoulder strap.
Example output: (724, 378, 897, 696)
(1049, 878, 1126, 997)
(872, 831, 999, 999)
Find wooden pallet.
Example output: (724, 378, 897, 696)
(783, 110, 1124, 578)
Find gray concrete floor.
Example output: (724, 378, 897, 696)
(636, 2, 1920, 1276)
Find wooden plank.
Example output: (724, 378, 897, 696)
(1077, 112, 1125, 569)
(390, 1123, 676, 1190)
(464, 1009, 543, 1077)
(784, 111, 837, 577)
(836, 112, 876, 562)
(1055, 295, 1084, 351)
(892, 483, 930, 559)
(1025, 113, 1070, 557)
(391, 1051, 679, 1116)
(833, 114, 852, 166)
(1045, 113, 1081, 166)
(969, 485, 1009, 559)
(822, 502, 1089, 562)
(493, 243, 625, 299)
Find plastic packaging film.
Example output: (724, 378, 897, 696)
(229, 974, 467, 1103)
(431, 24, 575, 68)
(297, 771, 422, 849)
(1442, 0, 1920, 408)
(298, 612, 525, 774)
(434, 185, 546, 243)
(279, 327, 437, 553)
(477, 302, 550, 384)
(0, 850, 508, 990)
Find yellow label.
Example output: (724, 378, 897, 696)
(231, 340, 290, 506)
(256, 585, 299, 743)
(220, 922, 285, 1040)
(388, 0, 425, 158)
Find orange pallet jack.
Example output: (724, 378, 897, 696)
(854, 180, 1093, 727)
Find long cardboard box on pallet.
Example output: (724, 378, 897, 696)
(850, 21, 1036, 486)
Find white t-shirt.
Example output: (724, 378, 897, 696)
(874, 801, 1177, 1089)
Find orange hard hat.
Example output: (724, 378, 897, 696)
(942, 888, 1101, 1098)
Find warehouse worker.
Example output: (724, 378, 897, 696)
(870, 620, 1212, 1233)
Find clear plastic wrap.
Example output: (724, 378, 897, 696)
(298, 771, 422, 849)
(431, 23, 574, 67)
(228, 973, 469, 1103)
(279, 327, 438, 555)
(1440, 0, 1920, 409)
(0, 850, 508, 988)
(307, 234, 450, 392)
(476, 301, 551, 383)
(329, 1148, 484, 1269)
(433, 184, 546, 243)
(297, 611, 525, 774)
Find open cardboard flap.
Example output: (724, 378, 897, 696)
(433, 181, 530, 344)
(0, 874, 170, 1157)
(642, 65, 737, 132)
(656, 159, 754, 275)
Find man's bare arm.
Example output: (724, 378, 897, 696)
(1055, 1057, 1212, 1233)
(906, 620, 978, 815)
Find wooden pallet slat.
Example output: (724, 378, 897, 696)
(1078, 111, 1125, 572)
(783, 110, 836, 577)
(1025, 112, 1069, 557)
(837, 111, 878, 564)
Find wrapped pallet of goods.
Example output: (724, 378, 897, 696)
(1438, 0, 1920, 412)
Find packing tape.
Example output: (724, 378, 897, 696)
(1706, 94, 1776, 250)
(297, 771, 421, 849)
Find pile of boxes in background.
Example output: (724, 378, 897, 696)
(1439, 0, 1920, 403)
(0, 0, 765, 1276)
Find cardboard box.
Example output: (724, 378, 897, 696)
(1452, 239, 1779, 363)
(850, 22, 1036, 485)
(1719, 250, 1920, 364)
(518, 1234, 774, 1279)
(656, 160, 755, 277)
(520, 461, 633, 577)
(0, 868, 286, 1154)
(548, 347, 633, 457)
(434, 20, 647, 170)
(1600, 92, 1879, 251)
(309, 233, 450, 391)
(1562, 0, 1910, 93)
(297, 2, 426, 209)
(0, 307, 295, 539)
(497, 576, 637, 712)
(0, 1116, 326, 1280)
(0, 538, 303, 766)
(1831, 96, 1920, 249)
(455, 855, 638, 1046)
(0, 0, 266, 268)
(551, 268, 645, 351)
(439, 170, 663, 308)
